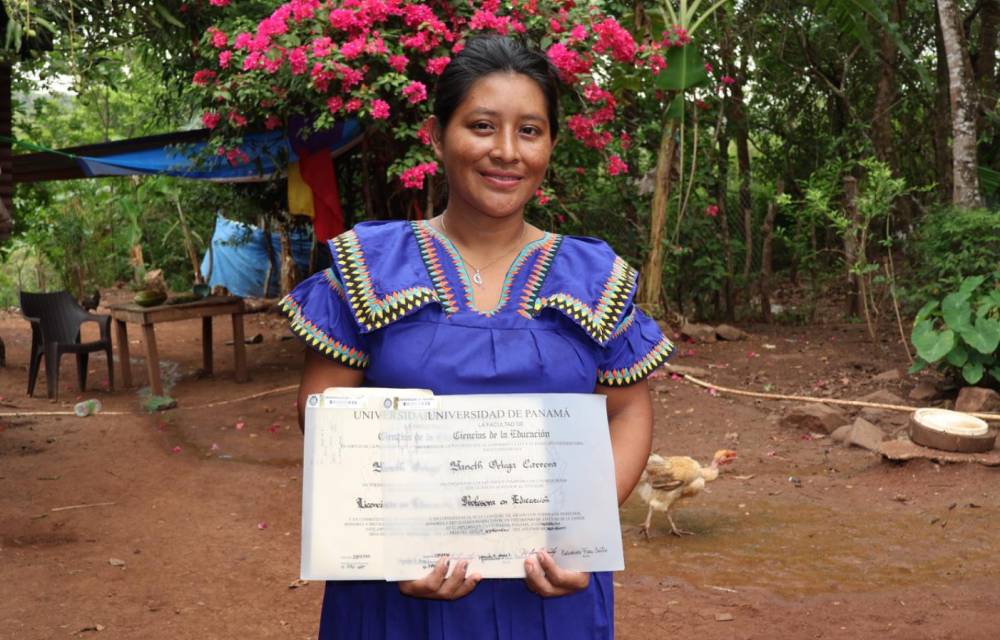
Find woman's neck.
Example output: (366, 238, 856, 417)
(437, 208, 527, 254)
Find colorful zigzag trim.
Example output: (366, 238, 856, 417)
(279, 295, 370, 368)
(333, 229, 440, 331)
(597, 335, 675, 386)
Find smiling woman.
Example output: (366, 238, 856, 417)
(284, 36, 675, 640)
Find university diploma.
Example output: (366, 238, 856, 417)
(301, 389, 624, 581)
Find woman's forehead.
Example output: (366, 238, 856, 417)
(455, 73, 548, 118)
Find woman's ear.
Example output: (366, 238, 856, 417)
(427, 116, 445, 162)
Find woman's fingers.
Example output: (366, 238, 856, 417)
(398, 557, 480, 600)
(524, 551, 590, 597)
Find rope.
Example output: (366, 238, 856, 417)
(0, 385, 298, 418)
(679, 373, 1000, 423)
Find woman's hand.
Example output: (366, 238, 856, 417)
(398, 556, 481, 600)
(523, 550, 590, 597)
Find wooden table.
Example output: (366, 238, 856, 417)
(107, 296, 249, 397)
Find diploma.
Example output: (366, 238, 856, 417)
(301, 389, 624, 581)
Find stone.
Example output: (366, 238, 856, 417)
(680, 320, 717, 343)
(664, 363, 710, 377)
(831, 425, 852, 443)
(832, 419, 887, 451)
(844, 417, 886, 451)
(909, 381, 941, 402)
(780, 403, 849, 434)
(715, 324, 748, 341)
(873, 369, 901, 382)
(955, 387, 1000, 414)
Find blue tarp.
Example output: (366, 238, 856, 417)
(75, 119, 361, 181)
(200, 215, 313, 298)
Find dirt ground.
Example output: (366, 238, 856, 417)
(1, 290, 998, 640)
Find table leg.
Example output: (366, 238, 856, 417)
(142, 323, 164, 397)
(202, 316, 213, 375)
(115, 320, 132, 388)
(231, 312, 248, 382)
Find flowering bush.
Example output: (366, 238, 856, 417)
(189, 0, 706, 209)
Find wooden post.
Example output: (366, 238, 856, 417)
(843, 176, 861, 318)
(0, 62, 13, 241)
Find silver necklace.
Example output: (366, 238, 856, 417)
(438, 215, 527, 287)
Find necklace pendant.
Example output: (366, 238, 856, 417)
(472, 270, 483, 286)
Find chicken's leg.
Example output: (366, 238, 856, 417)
(639, 504, 655, 540)
(666, 510, 694, 536)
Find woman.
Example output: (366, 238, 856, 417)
(284, 36, 674, 640)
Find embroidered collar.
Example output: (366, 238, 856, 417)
(330, 221, 637, 345)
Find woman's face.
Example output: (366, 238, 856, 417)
(432, 72, 555, 221)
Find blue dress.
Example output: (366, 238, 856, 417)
(281, 220, 674, 640)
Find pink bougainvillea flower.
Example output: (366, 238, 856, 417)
(721, 75, 736, 86)
(535, 189, 550, 205)
(264, 115, 282, 130)
(326, 96, 343, 114)
(208, 27, 228, 49)
(257, 521, 268, 530)
(619, 131, 631, 149)
(192, 69, 217, 86)
(370, 99, 391, 120)
(202, 111, 221, 129)
(345, 98, 362, 113)
(592, 17, 637, 62)
(607, 154, 628, 176)
(547, 42, 590, 83)
(425, 56, 450, 75)
(210, 443, 220, 451)
(388, 54, 409, 72)
(267, 423, 280, 434)
(417, 121, 432, 145)
(647, 54, 666, 75)
(235, 420, 245, 430)
(705, 204, 719, 217)
(288, 46, 308, 75)
(172, 446, 182, 454)
(399, 162, 438, 189)
(218, 50, 232, 68)
(704, 62, 714, 74)
(228, 111, 247, 127)
(670, 373, 683, 381)
(401, 80, 428, 104)
(209, 0, 230, 6)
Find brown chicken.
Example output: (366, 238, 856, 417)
(637, 449, 737, 538)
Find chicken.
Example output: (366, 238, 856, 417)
(637, 449, 737, 538)
(80, 289, 100, 311)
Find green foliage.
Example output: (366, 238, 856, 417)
(910, 275, 1000, 386)
(905, 206, 1000, 308)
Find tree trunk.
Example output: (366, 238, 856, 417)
(843, 176, 861, 317)
(974, 1, 999, 123)
(638, 121, 679, 317)
(724, 52, 753, 282)
(937, 0, 984, 208)
(759, 179, 783, 323)
(277, 220, 300, 297)
(717, 126, 735, 321)
(933, 5, 954, 201)
(0, 62, 12, 241)
(872, 1, 906, 169)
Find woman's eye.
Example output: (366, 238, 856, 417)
(471, 122, 494, 131)
(521, 126, 542, 136)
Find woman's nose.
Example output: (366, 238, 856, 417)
(490, 130, 520, 163)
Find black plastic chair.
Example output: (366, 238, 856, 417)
(19, 291, 114, 400)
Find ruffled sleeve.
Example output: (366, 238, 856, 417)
(279, 268, 370, 369)
(595, 300, 675, 387)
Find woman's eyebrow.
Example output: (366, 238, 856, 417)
(466, 107, 548, 123)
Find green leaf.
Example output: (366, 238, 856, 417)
(991, 367, 1000, 383)
(664, 94, 684, 120)
(911, 326, 955, 363)
(907, 358, 929, 374)
(959, 275, 986, 296)
(945, 343, 969, 367)
(655, 45, 709, 91)
(962, 361, 985, 385)
(941, 292, 973, 331)
(153, 3, 186, 29)
(961, 317, 1000, 354)
(914, 300, 939, 323)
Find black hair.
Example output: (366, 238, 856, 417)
(433, 36, 560, 139)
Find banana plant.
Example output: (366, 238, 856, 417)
(637, 0, 725, 315)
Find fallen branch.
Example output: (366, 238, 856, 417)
(51, 502, 116, 512)
(680, 374, 1000, 422)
